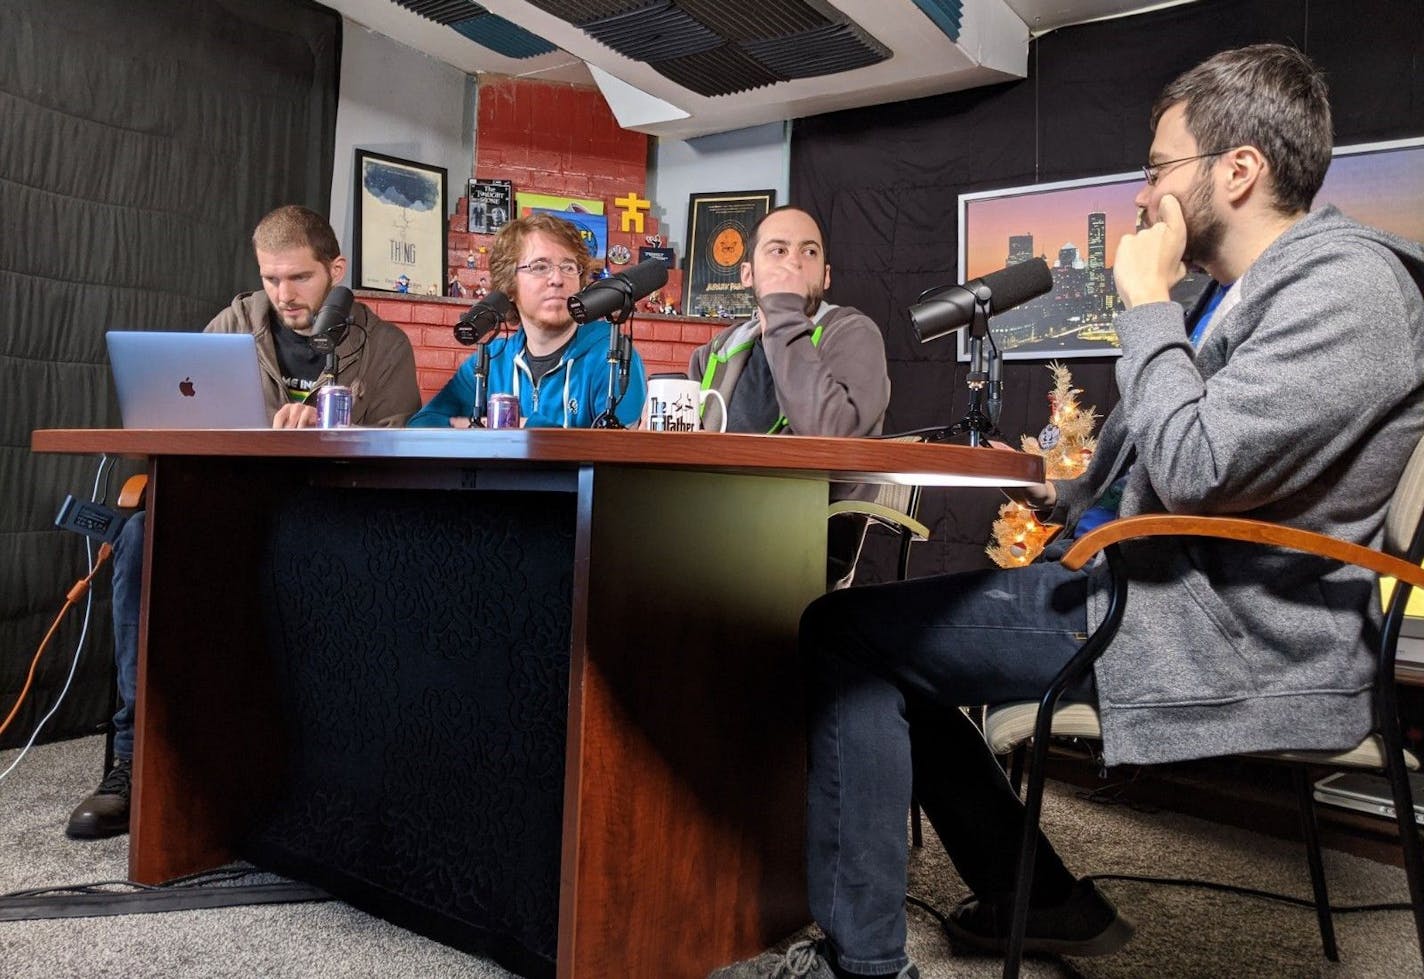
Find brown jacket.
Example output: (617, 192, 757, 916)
(204, 291, 420, 427)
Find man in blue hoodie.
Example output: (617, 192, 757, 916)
(409, 212, 646, 428)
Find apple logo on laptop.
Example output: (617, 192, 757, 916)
(179, 377, 196, 397)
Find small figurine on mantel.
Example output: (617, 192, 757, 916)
(447, 272, 465, 298)
(466, 251, 476, 269)
(395, 274, 411, 294)
(474, 276, 489, 300)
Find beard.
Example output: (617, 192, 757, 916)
(800, 284, 824, 318)
(1180, 172, 1226, 270)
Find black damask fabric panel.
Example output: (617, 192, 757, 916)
(0, 0, 339, 748)
(244, 487, 574, 979)
(791, 0, 1424, 583)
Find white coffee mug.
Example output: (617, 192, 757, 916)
(642, 374, 726, 433)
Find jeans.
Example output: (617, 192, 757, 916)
(109, 510, 144, 762)
(800, 558, 1096, 975)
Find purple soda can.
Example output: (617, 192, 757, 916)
(316, 385, 353, 428)
(487, 393, 520, 429)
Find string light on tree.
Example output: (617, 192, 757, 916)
(986, 362, 1099, 568)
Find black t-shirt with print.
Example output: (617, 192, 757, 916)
(272, 319, 325, 402)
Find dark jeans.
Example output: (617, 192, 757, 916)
(801, 558, 1096, 976)
(109, 510, 144, 762)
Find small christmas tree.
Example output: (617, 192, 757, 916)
(986, 362, 1098, 568)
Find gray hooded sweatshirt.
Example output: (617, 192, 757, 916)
(1049, 206, 1424, 766)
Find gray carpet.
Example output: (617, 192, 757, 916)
(1, 736, 1421, 977)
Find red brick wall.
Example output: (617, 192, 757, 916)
(377, 75, 725, 407)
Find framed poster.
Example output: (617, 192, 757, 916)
(684, 190, 776, 318)
(467, 178, 512, 235)
(955, 135, 1424, 361)
(532, 207, 608, 262)
(353, 149, 448, 295)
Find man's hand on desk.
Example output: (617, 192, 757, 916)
(273, 403, 319, 428)
(989, 440, 1056, 511)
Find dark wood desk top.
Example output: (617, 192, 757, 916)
(31, 428, 1044, 488)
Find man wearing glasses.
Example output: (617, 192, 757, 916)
(409, 212, 647, 428)
(712, 43, 1424, 979)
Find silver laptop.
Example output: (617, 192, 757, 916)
(1314, 771, 1424, 821)
(107, 332, 270, 429)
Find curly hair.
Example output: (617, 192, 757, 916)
(488, 213, 594, 320)
(251, 205, 341, 264)
(1153, 44, 1332, 215)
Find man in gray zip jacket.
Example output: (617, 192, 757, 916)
(711, 44, 1424, 979)
(688, 206, 890, 586)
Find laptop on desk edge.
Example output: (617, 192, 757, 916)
(107, 331, 270, 429)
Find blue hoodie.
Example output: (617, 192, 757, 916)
(408, 320, 647, 428)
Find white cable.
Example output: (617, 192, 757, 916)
(0, 455, 112, 782)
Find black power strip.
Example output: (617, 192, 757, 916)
(54, 496, 129, 545)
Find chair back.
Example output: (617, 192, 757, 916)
(1386, 433, 1424, 563)
(868, 434, 927, 521)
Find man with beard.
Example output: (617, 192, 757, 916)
(710, 44, 1424, 979)
(66, 205, 421, 839)
(688, 206, 890, 586)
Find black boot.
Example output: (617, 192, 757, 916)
(65, 759, 131, 839)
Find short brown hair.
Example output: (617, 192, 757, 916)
(1152, 44, 1332, 215)
(251, 205, 342, 264)
(746, 205, 824, 258)
(488, 213, 594, 310)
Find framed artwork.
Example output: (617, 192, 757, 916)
(468, 178, 512, 235)
(956, 135, 1424, 361)
(353, 149, 448, 296)
(532, 207, 608, 262)
(516, 191, 604, 215)
(684, 190, 776, 318)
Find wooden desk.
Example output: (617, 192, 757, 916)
(32, 429, 1040, 979)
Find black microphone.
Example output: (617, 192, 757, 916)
(308, 286, 354, 355)
(909, 258, 1053, 343)
(567, 259, 668, 324)
(454, 290, 512, 345)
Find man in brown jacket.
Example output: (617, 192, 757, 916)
(65, 205, 420, 838)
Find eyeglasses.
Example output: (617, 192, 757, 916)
(516, 260, 582, 278)
(1141, 150, 1232, 186)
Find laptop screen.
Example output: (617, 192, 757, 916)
(106, 332, 271, 429)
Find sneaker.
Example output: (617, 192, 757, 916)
(707, 938, 920, 979)
(65, 759, 132, 839)
(943, 879, 1133, 958)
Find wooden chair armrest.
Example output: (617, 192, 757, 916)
(1060, 513, 1424, 590)
(117, 474, 148, 509)
(828, 500, 930, 541)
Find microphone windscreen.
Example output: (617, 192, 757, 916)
(483, 290, 512, 319)
(618, 258, 669, 295)
(979, 258, 1053, 315)
(309, 286, 355, 349)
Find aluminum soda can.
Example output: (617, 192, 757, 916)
(316, 385, 353, 428)
(487, 393, 520, 429)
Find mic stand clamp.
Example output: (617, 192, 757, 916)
(590, 286, 637, 430)
(928, 300, 1002, 447)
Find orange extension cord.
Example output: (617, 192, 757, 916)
(0, 542, 113, 740)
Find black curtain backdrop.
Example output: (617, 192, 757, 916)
(792, 0, 1424, 582)
(0, 0, 340, 749)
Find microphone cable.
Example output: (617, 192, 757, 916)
(0, 454, 114, 782)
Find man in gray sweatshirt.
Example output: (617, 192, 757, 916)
(689, 206, 891, 586)
(712, 44, 1424, 979)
